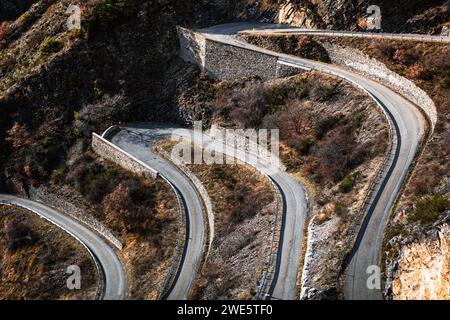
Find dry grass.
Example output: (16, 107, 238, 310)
(0, 205, 97, 299)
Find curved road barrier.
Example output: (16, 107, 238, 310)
(0, 194, 127, 300)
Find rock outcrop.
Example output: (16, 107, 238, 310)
(392, 224, 449, 300)
(273, 0, 450, 34)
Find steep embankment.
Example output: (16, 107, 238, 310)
(0, 0, 39, 21)
(0, 0, 270, 301)
(0, 0, 243, 192)
(0, 204, 97, 299)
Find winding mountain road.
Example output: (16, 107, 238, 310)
(0, 194, 127, 300)
(107, 124, 205, 300)
(107, 123, 308, 300)
(194, 23, 428, 300)
(241, 27, 450, 43)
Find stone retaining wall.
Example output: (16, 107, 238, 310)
(178, 27, 437, 129)
(178, 27, 283, 81)
(177, 27, 206, 68)
(204, 40, 279, 80)
(92, 133, 158, 180)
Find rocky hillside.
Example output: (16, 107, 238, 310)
(390, 224, 449, 300)
(269, 0, 450, 34)
(1, 0, 448, 192)
(0, 0, 241, 192)
(173, 69, 388, 299)
(239, 30, 449, 300)
(0, 0, 39, 21)
(0, 0, 448, 300)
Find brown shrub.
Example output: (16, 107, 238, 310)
(314, 128, 354, 182)
(409, 165, 443, 196)
(393, 48, 418, 65)
(1, 219, 36, 251)
(6, 122, 30, 149)
(309, 79, 339, 102)
(216, 82, 268, 128)
(0, 21, 11, 48)
(278, 99, 317, 146)
(372, 41, 395, 59)
(357, 18, 368, 30)
(102, 179, 156, 235)
(442, 130, 450, 154)
(405, 63, 430, 80)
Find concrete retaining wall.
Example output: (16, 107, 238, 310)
(178, 26, 436, 129)
(92, 133, 158, 180)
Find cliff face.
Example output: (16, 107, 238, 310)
(274, 0, 450, 34)
(392, 224, 449, 300)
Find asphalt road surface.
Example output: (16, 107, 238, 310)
(0, 194, 127, 300)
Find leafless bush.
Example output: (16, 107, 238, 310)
(216, 82, 267, 128)
(393, 48, 418, 66)
(102, 179, 157, 235)
(405, 63, 431, 80)
(1, 219, 36, 251)
(309, 79, 339, 102)
(314, 127, 354, 182)
(409, 165, 443, 196)
(75, 94, 128, 136)
(0, 21, 11, 48)
(372, 40, 395, 59)
(278, 99, 317, 146)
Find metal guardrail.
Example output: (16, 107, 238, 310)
(256, 177, 282, 300)
(274, 56, 400, 289)
(101, 125, 122, 140)
(98, 126, 189, 300)
(336, 119, 395, 279)
(195, 29, 414, 298)
(272, 54, 399, 285)
(207, 138, 285, 300)
(157, 175, 186, 300)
